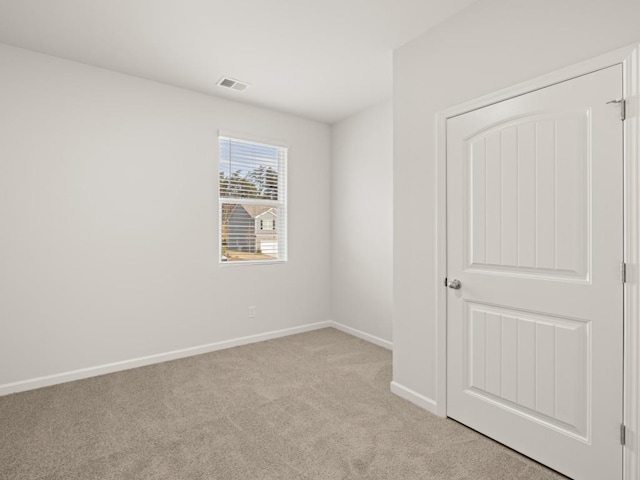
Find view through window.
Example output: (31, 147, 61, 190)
(219, 135, 287, 263)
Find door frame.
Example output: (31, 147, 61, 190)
(434, 43, 640, 480)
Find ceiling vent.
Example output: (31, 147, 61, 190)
(216, 77, 250, 92)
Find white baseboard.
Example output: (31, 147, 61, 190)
(328, 320, 392, 350)
(390, 381, 439, 415)
(0, 321, 331, 397)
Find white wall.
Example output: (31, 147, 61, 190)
(393, 0, 640, 405)
(0, 44, 331, 388)
(331, 101, 393, 344)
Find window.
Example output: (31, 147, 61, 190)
(260, 219, 275, 231)
(218, 134, 287, 263)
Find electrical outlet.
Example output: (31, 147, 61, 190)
(248, 306, 256, 318)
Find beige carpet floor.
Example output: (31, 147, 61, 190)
(0, 328, 567, 480)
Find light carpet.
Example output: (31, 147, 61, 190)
(0, 328, 567, 479)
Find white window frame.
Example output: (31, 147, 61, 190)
(260, 219, 275, 231)
(218, 131, 288, 266)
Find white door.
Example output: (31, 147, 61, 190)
(446, 65, 624, 480)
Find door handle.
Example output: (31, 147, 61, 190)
(447, 279, 462, 290)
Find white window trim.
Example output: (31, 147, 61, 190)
(218, 129, 288, 148)
(217, 132, 288, 266)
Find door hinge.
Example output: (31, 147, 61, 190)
(621, 262, 627, 283)
(621, 424, 627, 446)
(607, 98, 626, 121)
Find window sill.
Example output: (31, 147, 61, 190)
(219, 259, 287, 267)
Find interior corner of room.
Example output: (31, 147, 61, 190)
(1, 1, 639, 479)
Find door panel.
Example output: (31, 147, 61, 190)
(466, 111, 589, 279)
(465, 302, 588, 438)
(447, 65, 623, 480)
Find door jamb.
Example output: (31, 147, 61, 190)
(434, 43, 640, 480)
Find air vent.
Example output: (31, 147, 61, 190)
(216, 77, 250, 92)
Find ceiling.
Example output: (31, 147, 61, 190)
(0, 0, 476, 123)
